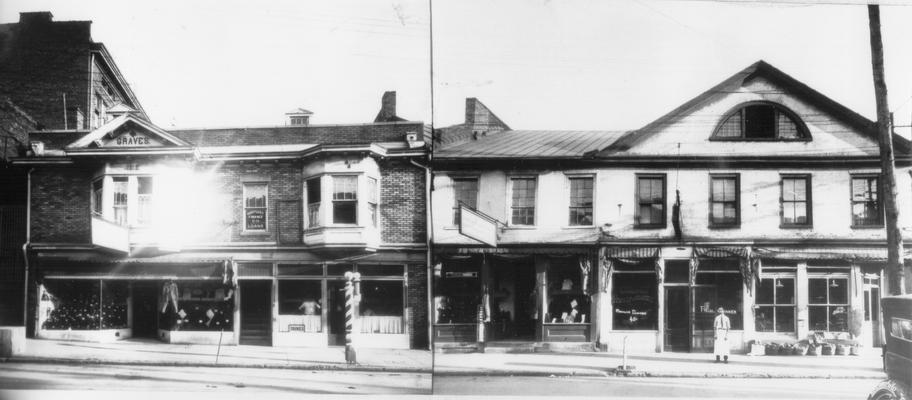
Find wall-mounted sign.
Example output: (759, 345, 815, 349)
(245, 209, 266, 230)
(104, 130, 163, 147)
(458, 204, 498, 247)
(445, 271, 479, 278)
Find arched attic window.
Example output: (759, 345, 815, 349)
(712, 102, 810, 140)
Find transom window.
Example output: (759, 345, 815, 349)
(713, 103, 808, 140)
(568, 176, 594, 226)
(510, 177, 536, 226)
(851, 175, 883, 227)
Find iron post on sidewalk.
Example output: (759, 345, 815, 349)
(344, 271, 362, 364)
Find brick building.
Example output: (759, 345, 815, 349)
(431, 61, 912, 354)
(15, 92, 430, 349)
(0, 11, 145, 326)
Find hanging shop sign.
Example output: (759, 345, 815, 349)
(458, 204, 499, 247)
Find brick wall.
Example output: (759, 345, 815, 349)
(0, 14, 93, 130)
(170, 122, 425, 147)
(0, 98, 37, 161)
(380, 159, 426, 244)
(30, 166, 91, 243)
(407, 263, 429, 349)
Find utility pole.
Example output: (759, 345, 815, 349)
(868, 5, 907, 295)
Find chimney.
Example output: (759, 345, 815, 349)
(374, 91, 399, 122)
(20, 12, 54, 25)
(465, 98, 510, 133)
(286, 108, 313, 126)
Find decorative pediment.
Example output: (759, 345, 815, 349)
(66, 114, 191, 150)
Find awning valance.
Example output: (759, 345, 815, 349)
(444, 246, 590, 255)
(753, 247, 911, 262)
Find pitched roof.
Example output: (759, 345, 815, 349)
(599, 60, 911, 156)
(435, 130, 626, 159)
(169, 121, 424, 147)
(65, 114, 191, 149)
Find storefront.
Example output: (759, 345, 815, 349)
(32, 251, 422, 349)
(433, 247, 596, 350)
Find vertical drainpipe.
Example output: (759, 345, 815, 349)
(21, 168, 33, 331)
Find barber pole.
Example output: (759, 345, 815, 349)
(344, 271, 361, 364)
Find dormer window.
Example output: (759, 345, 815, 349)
(712, 103, 808, 140)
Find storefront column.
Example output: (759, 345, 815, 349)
(534, 256, 548, 342)
(742, 275, 755, 349)
(233, 285, 241, 345)
(127, 284, 134, 337)
(599, 271, 613, 350)
(478, 255, 491, 344)
(656, 271, 664, 353)
(849, 264, 864, 342)
(796, 262, 809, 339)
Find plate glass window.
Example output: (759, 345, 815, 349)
(452, 178, 479, 225)
(636, 175, 666, 227)
(243, 183, 268, 231)
(568, 177, 594, 226)
(510, 177, 536, 226)
(755, 276, 796, 332)
(332, 176, 358, 224)
(710, 175, 739, 226)
(851, 176, 883, 227)
(808, 277, 849, 332)
(781, 176, 810, 226)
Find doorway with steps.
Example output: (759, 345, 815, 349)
(240, 280, 272, 346)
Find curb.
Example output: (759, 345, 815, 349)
(433, 369, 886, 379)
(0, 357, 431, 374)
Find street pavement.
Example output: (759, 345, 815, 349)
(0, 362, 431, 394)
(434, 349, 886, 378)
(434, 375, 883, 398)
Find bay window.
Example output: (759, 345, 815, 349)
(367, 177, 378, 228)
(113, 177, 128, 225)
(332, 175, 358, 224)
(92, 175, 155, 227)
(137, 176, 154, 226)
(305, 177, 321, 228)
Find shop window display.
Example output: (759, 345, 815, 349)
(434, 259, 481, 324)
(39, 280, 129, 330)
(358, 281, 404, 334)
(694, 272, 743, 330)
(159, 281, 233, 331)
(546, 259, 591, 324)
(278, 280, 322, 333)
(808, 277, 849, 332)
(755, 276, 796, 333)
(612, 273, 657, 330)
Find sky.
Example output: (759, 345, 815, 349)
(2, 0, 912, 137)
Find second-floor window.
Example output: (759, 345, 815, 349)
(709, 174, 739, 227)
(306, 178, 321, 228)
(636, 174, 665, 228)
(92, 179, 103, 215)
(137, 177, 154, 226)
(113, 177, 129, 226)
(367, 177, 378, 228)
(333, 175, 358, 224)
(568, 176, 593, 226)
(452, 177, 479, 226)
(510, 177, 536, 226)
(781, 175, 811, 227)
(243, 183, 268, 231)
(851, 175, 883, 227)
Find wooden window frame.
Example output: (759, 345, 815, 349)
(634, 173, 667, 229)
(850, 174, 884, 229)
(708, 174, 740, 228)
(710, 101, 811, 142)
(780, 174, 812, 228)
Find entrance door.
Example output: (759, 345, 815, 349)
(131, 282, 159, 339)
(488, 259, 536, 341)
(864, 276, 882, 347)
(327, 280, 348, 346)
(664, 286, 689, 351)
(240, 280, 272, 346)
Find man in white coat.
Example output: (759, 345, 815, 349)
(713, 306, 731, 363)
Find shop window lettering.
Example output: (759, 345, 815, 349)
(612, 273, 657, 330)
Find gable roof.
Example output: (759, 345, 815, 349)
(66, 114, 192, 149)
(599, 60, 911, 156)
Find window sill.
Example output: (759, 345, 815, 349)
(504, 225, 537, 230)
(633, 224, 667, 230)
(780, 224, 813, 229)
(851, 225, 884, 230)
(562, 225, 595, 230)
(240, 230, 270, 236)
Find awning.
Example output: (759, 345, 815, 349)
(441, 246, 590, 255)
(753, 247, 912, 262)
(600, 246, 659, 259)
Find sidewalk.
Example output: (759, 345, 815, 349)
(2, 338, 432, 373)
(434, 350, 887, 378)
